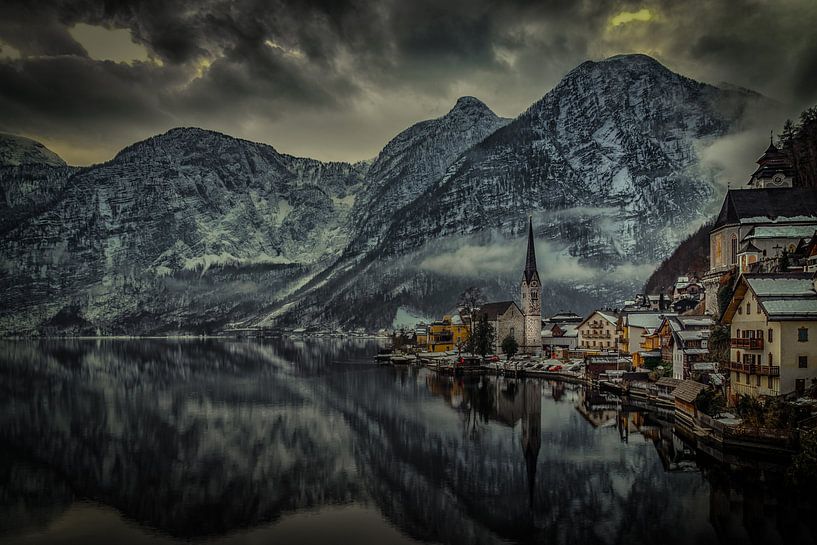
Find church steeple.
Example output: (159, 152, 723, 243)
(524, 215, 539, 284)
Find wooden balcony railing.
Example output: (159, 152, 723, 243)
(726, 361, 779, 376)
(730, 338, 764, 350)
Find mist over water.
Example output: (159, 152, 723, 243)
(0, 339, 813, 544)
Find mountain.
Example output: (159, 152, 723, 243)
(344, 96, 510, 257)
(0, 128, 367, 334)
(0, 134, 65, 167)
(0, 55, 772, 335)
(0, 93, 508, 335)
(263, 54, 767, 328)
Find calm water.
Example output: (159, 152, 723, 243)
(0, 339, 814, 545)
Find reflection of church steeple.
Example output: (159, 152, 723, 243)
(520, 382, 541, 507)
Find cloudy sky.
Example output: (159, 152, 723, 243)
(1, 0, 816, 165)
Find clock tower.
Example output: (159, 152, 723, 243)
(747, 135, 794, 189)
(521, 216, 542, 354)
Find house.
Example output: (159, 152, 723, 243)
(541, 323, 579, 353)
(426, 314, 470, 352)
(672, 275, 704, 302)
(620, 311, 675, 366)
(474, 301, 525, 354)
(542, 312, 582, 353)
(721, 272, 817, 399)
(672, 380, 708, 424)
(577, 311, 618, 352)
(701, 143, 817, 315)
(656, 315, 715, 379)
(414, 323, 428, 347)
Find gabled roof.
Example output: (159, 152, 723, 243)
(723, 273, 817, 321)
(577, 310, 618, 329)
(476, 301, 522, 320)
(713, 188, 817, 230)
(656, 377, 682, 389)
(672, 380, 708, 404)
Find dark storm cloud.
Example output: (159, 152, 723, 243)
(0, 0, 815, 165)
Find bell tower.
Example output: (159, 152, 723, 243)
(521, 216, 541, 354)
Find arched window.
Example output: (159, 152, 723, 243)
(730, 234, 738, 265)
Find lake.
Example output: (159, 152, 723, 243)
(0, 338, 814, 545)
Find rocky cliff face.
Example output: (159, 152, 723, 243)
(0, 55, 768, 334)
(0, 128, 367, 334)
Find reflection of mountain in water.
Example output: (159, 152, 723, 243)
(0, 339, 814, 544)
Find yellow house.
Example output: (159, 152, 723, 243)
(723, 272, 817, 399)
(426, 314, 470, 352)
(634, 329, 662, 368)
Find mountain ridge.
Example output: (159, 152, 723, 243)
(0, 54, 774, 335)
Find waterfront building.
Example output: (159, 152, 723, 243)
(721, 272, 817, 399)
(520, 217, 542, 354)
(426, 314, 469, 352)
(672, 380, 708, 425)
(620, 311, 675, 366)
(577, 311, 618, 351)
(656, 315, 715, 379)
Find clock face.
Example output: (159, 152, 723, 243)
(771, 174, 785, 186)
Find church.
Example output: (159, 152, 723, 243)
(473, 216, 542, 354)
(702, 139, 817, 315)
(520, 216, 543, 354)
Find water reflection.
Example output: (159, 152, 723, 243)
(0, 339, 815, 545)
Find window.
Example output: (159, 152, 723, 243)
(768, 376, 773, 388)
(738, 306, 742, 315)
(769, 353, 773, 365)
(736, 328, 741, 337)
(799, 328, 809, 342)
(510, 327, 515, 337)
(757, 305, 761, 315)
(799, 356, 808, 369)
(746, 303, 751, 314)
(756, 375, 761, 386)
(768, 328, 773, 343)
(730, 234, 737, 265)
(735, 372, 740, 384)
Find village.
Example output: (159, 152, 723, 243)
(382, 139, 817, 458)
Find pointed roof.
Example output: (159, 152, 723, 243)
(524, 216, 540, 283)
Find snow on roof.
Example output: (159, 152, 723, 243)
(683, 348, 710, 355)
(692, 362, 718, 371)
(559, 325, 578, 336)
(761, 298, 817, 318)
(677, 316, 713, 328)
(639, 350, 661, 357)
(677, 330, 708, 341)
(748, 277, 815, 297)
(747, 225, 817, 240)
(627, 313, 672, 329)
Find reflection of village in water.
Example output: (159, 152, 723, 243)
(421, 371, 814, 544)
(1, 339, 815, 545)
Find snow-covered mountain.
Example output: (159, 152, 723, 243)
(0, 128, 367, 334)
(264, 54, 767, 328)
(0, 55, 769, 335)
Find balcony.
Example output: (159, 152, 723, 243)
(726, 361, 779, 376)
(730, 338, 764, 350)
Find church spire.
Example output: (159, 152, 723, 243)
(524, 215, 539, 283)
